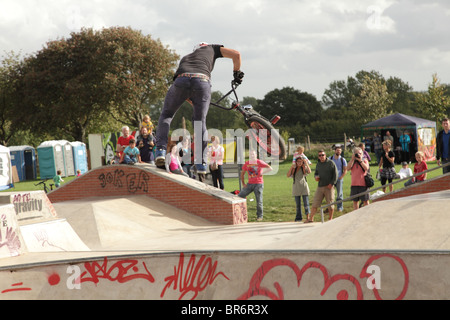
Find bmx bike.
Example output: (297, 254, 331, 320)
(34, 179, 54, 193)
(210, 80, 287, 161)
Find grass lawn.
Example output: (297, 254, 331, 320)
(3, 157, 443, 223)
(3, 176, 78, 193)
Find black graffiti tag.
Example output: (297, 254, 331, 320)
(99, 169, 150, 194)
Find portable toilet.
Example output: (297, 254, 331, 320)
(59, 140, 75, 176)
(8, 145, 37, 181)
(71, 141, 88, 175)
(0, 145, 13, 190)
(37, 141, 67, 179)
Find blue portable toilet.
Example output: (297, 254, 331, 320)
(37, 141, 67, 179)
(70, 142, 88, 175)
(8, 145, 37, 181)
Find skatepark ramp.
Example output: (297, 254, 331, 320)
(47, 164, 247, 225)
(1, 169, 450, 300)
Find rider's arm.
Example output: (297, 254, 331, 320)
(220, 47, 241, 71)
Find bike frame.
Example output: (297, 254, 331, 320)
(210, 81, 280, 125)
(210, 81, 244, 111)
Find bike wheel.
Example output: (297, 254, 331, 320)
(246, 115, 287, 160)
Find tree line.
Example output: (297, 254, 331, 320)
(1, 26, 450, 148)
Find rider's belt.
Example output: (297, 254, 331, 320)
(177, 73, 210, 80)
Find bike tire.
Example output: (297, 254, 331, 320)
(246, 115, 287, 161)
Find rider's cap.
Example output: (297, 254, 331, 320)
(193, 42, 208, 51)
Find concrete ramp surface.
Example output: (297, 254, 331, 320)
(1, 167, 450, 300)
(20, 219, 90, 252)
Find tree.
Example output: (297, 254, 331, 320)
(0, 51, 22, 146)
(257, 87, 323, 127)
(349, 75, 395, 123)
(17, 27, 178, 142)
(415, 74, 450, 123)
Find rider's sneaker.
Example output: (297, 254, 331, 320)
(195, 163, 207, 174)
(155, 148, 166, 168)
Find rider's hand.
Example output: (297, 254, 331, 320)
(233, 70, 244, 84)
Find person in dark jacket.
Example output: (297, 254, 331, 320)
(436, 117, 450, 174)
(305, 149, 338, 223)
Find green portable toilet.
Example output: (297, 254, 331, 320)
(37, 141, 67, 179)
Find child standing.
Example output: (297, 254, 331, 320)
(53, 170, 64, 188)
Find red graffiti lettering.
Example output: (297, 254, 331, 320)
(161, 253, 230, 300)
(238, 254, 409, 300)
(80, 257, 155, 285)
(1, 282, 32, 294)
(360, 254, 409, 300)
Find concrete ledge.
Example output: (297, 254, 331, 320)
(373, 172, 450, 202)
(47, 164, 247, 225)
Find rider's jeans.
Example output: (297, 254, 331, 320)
(156, 77, 211, 164)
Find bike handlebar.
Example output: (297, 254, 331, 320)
(210, 80, 241, 110)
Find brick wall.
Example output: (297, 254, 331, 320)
(373, 172, 450, 202)
(47, 165, 248, 225)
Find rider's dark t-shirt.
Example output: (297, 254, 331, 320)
(174, 44, 224, 80)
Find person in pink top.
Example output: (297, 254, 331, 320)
(238, 150, 273, 221)
(165, 143, 188, 177)
(347, 147, 370, 211)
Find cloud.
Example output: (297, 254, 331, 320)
(1, 0, 450, 99)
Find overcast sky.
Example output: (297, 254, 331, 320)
(1, 0, 449, 100)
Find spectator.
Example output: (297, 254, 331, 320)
(330, 146, 347, 212)
(405, 151, 428, 187)
(305, 149, 338, 223)
(399, 131, 411, 163)
(53, 170, 64, 188)
(384, 131, 394, 145)
(373, 132, 382, 165)
(397, 161, 412, 179)
(141, 114, 154, 132)
(436, 117, 450, 174)
(358, 142, 371, 163)
(179, 137, 193, 178)
(136, 127, 155, 164)
(121, 139, 141, 165)
(347, 147, 370, 211)
(208, 136, 225, 189)
(378, 140, 396, 193)
(287, 156, 311, 222)
(117, 126, 135, 161)
(292, 145, 311, 165)
(238, 150, 273, 221)
(165, 143, 188, 176)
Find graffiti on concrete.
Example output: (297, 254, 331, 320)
(0, 253, 409, 300)
(12, 193, 43, 214)
(161, 253, 230, 300)
(238, 254, 409, 300)
(98, 169, 150, 194)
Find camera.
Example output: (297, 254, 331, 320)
(355, 153, 360, 158)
